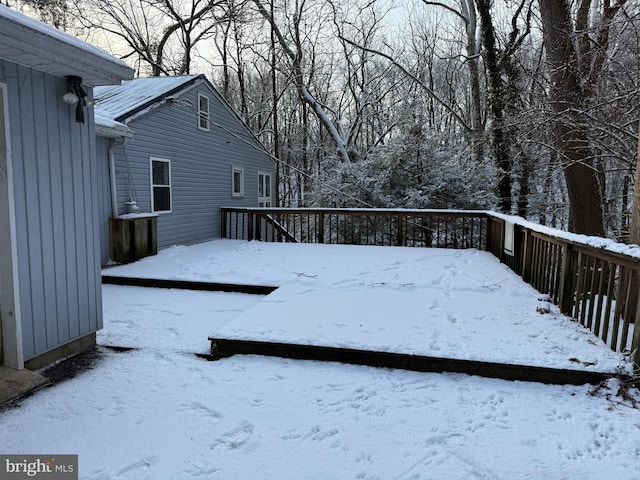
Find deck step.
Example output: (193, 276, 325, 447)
(207, 337, 618, 386)
(102, 275, 277, 295)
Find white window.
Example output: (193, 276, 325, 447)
(198, 93, 209, 131)
(258, 172, 272, 207)
(232, 166, 244, 197)
(150, 158, 171, 212)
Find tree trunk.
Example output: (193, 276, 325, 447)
(631, 114, 640, 244)
(270, 0, 280, 207)
(516, 151, 531, 218)
(476, 0, 511, 213)
(538, 0, 605, 235)
(459, 0, 485, 166)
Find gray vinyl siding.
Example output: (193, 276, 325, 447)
(101, 80, 274, 254)
(0, 60, 103, 360)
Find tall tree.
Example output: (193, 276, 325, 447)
(475, 0, 511, 212)
(632, 116, 640, 244)
(251, 0, 351, 164)
(537, 0, 625, 235)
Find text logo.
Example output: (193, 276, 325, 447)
(0, 455, 77, 480)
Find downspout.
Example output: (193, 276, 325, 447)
(108, 137, 127, 217)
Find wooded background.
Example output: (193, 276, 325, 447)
(8, 0, 639, 239)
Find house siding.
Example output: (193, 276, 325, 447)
(99, 79, 274, 258)
(0, 59, 103, 360)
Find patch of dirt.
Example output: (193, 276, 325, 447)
(40, 347, 104, 384)
(40, 345, 136, 384)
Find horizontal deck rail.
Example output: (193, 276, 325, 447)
(220, 207, 640, 368)
(221, 207, 488, 249)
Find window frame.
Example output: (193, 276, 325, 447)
(150, 157, 172, 213)
(258, 171, 272, 207)
(198, 93, 210, 131)
(232, 166, 244, 197)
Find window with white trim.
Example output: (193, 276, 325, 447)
(151, 158, 171, 212)
(198, 93, 209, 131)
(232, 166, 244, 197)
(258, 172, 272, 207)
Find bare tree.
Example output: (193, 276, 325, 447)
(421, 1, 485, 162)
(632, 116, 640, 244)
(74, 0, 227, 76)
(251, 0, 351, 164)
(537, 0, 626, 235)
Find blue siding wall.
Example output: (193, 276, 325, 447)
(100, 79, 274, 255)
(0, 60, 103, 360)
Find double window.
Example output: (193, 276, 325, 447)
(198, 93, 210, 131)
(258, 172, 272, 207)
(151, 158, 171, 213)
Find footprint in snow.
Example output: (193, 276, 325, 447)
(211, 421, 254, 450)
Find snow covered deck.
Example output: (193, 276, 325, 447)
(103, 240, 632, 382)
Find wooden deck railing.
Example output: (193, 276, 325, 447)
(221, 207, 488, 249)
(487, 214, 640, 368)
(220, 207, 640, 367)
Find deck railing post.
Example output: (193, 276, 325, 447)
(485, 216, 493, 253)
(625, 269, 640, 369)
(522, 229, 533, 283)
(499, 220, 506, 264)
(631, 279, 640, 369)
(318, 212, 325, 243)
(558, 242, 575, 315)
(247, 211, 254, 240)
(397, 213, 404, 246)
(255, 213, 262, 241)
(221, 209, 228, 239)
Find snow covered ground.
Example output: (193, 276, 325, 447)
(1, 240, 639, 479)
(105, 240, 630, 373)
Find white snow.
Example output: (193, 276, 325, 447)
(489, 211, 640, 258)
(103, 240, 632, 373)
(94, 76, 201, 122)
(0, 5, 129, 67)
(1, 240, 639, 479)
(93, 114, 132, 137)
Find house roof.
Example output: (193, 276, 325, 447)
(94, 75, 202, 123)
(0, 5, 134, 86)
(94, 74, 275, 164)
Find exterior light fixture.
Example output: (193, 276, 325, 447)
(63, 75, 91, 123)
(62, 89, 79, 105)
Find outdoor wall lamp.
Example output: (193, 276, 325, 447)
(63, 75, 93, 123)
